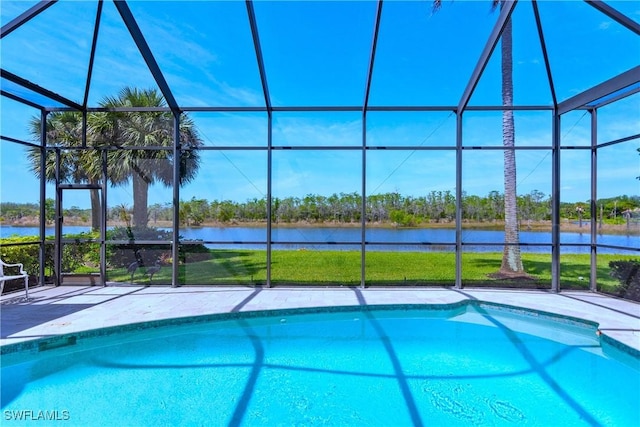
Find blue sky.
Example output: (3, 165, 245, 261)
(1, 0, 638, 210)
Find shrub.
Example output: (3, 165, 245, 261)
(60, 232, 100, 272)
(1, 228, 210, 281)
(0, 232, 98, 277)
(609, 260, 640, 302)
(0, 236, 44, 274)
(180, 242, 211, 263)
(106, 226, 173, 268)
(106, 226, 210, 267)
(390, 210, 417, 227)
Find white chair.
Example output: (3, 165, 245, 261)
(0, 258, 29, 299)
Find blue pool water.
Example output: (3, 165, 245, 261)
(1, 303, 639, 426)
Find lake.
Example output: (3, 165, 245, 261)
(1, 225, 638, 254)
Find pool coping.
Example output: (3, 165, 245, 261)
(1, 286, 639, 355)
(0, 300, 607, 355)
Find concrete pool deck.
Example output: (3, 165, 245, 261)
(1, 285, 639, 351)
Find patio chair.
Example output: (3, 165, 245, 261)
(0, 258, 29, 299)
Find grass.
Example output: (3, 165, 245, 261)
(106, 250, 637, 294)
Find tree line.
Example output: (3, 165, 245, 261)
(3, 193, 637, 227)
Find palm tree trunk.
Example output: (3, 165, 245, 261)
(89, 184, 101, 231)
(500, 14, 524, 275)
(132, 173, 149, 228)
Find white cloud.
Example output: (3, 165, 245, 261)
(598, 21, 612, 30)
(273, 116, 362, 147)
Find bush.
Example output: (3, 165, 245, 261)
(0, 236, 45, 275)
(180, 242, 211, 263)
(390, 210, 417, 227)
(1, 228, 210, 282)
(60, 232, 100, 272)
(106, 226, 210, 267)
(0, 232, 98, 278)
(609, 260, 640, 302)
(106, 226, 173, 268)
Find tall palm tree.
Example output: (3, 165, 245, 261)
(90, 87, 203, 227)
(28, 111, 103, 231)
(433, 0, 524, 276)
(495, 1, 524, 276)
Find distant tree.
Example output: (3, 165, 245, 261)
(184, 197, 209, 226)
(44, 198, 55, 224)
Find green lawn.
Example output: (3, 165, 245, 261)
(106, 250, 636, 293)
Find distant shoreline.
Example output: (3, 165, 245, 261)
(2, 217, 638, 236)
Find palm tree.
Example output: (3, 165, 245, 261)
(90, 87, 203, 227)
(433, 0, 525, 276)
(495, 1, 524, 276)
(28, 111, 103, 231)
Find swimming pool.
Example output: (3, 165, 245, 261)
(1, 302, 639, 426)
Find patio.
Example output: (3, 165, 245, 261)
(2, 285, 638, 352)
